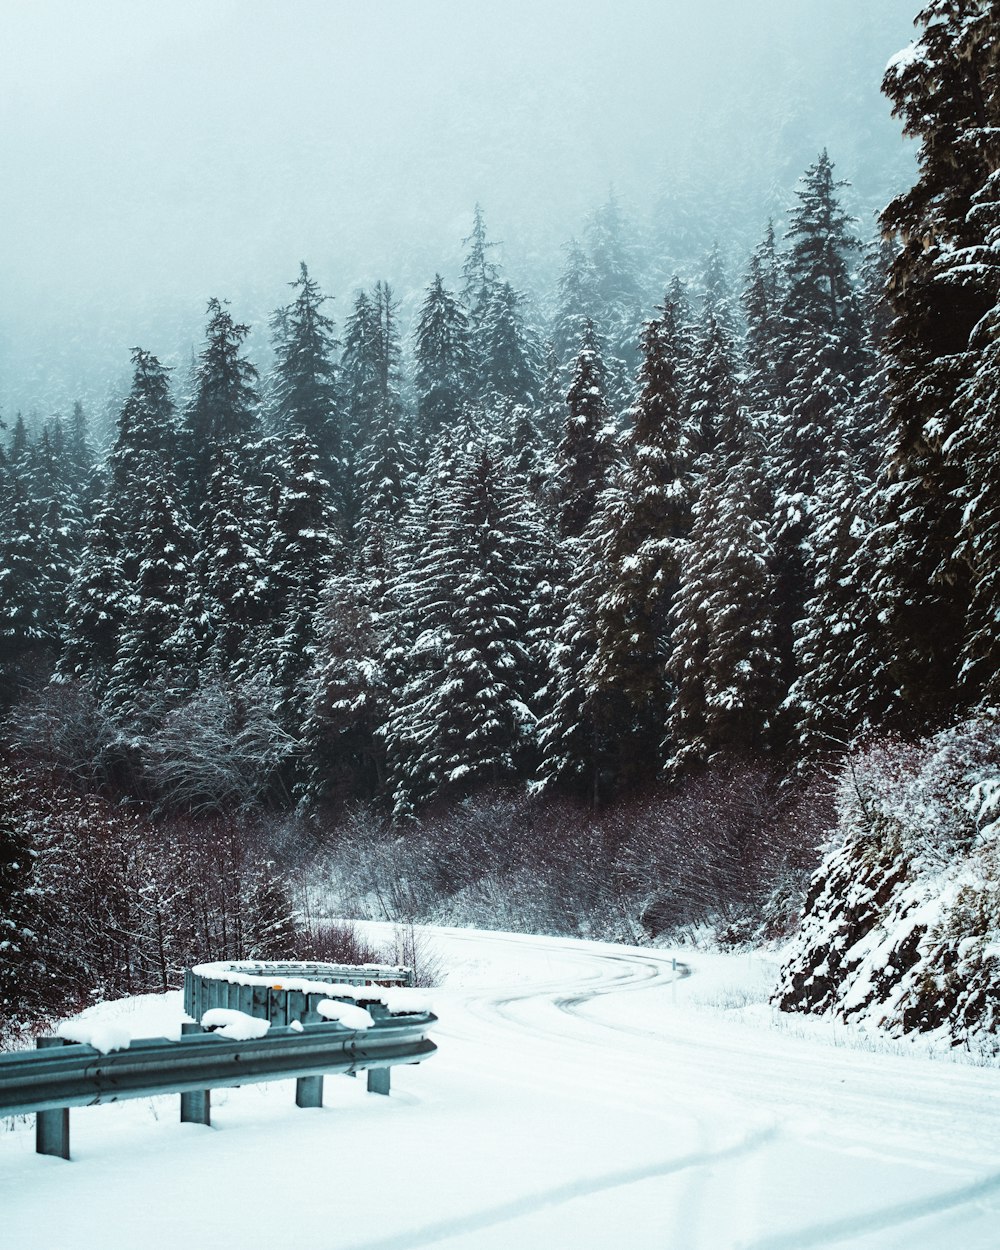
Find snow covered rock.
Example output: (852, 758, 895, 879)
(775, 717, 1000, 1054)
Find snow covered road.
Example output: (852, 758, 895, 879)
(2, 926, 999, 1249)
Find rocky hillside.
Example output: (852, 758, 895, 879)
(774, 717, 1000, 1055)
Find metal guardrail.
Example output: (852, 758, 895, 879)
(219, 962, 414, 986)
(183, 962, 415, 1027)
(1, 1010, 436, 1161)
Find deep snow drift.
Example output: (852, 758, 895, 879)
(2, 926, 998, 1249)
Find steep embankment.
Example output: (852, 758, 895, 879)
(774, 717, 1000, 1054)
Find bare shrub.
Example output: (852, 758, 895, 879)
(4, 682, 118, 790)
(145, 678, 296, 815)
(296, 919, 385, 966)
(388, 922, 445, 987)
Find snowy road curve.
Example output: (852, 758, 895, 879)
(2, 926, 999, 1249)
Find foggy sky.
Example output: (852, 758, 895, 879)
(0, 0, 918, 426)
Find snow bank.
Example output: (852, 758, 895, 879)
(201, 1009, 271, 1040)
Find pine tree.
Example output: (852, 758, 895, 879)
(667, 426, 780, 772)
(553, 239, 600, 365)
(8, 414, 29, 468)
(480, 282, 539, 412)
(104, 459, 201, 723)
(785, 444, 876, 759)
(583, 297, 693, 787)
(742, 221, 785, 414)
(299, 571, 388, 808)
(460, 203, 502, 332)
(200, 450, 271, 679)
(262, 432, 344, 730)
(868, 3, 1000, 723)
(385, 441, 535, 814)
(686, 311, 741, 467)
(271, 262, 342, 479)
(413, 274, 474, 446)
(109, 349, 177, 499)
(950, 170, 1000, 699)
(341, 283, 404, 522)
(0, 482, 55, 702)
(180, 299, 261, 502)
(701, 241, 736, 333)
(553, 322, 616, 540)
(57, 505, 125, 684)
(767, 153, 867, 741)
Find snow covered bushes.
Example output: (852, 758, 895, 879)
(775, 716, 1000, 1053)
(308, 761, 822, 944)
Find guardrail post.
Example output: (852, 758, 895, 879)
(179, 1023, 211, 1126)
(367, 1068, 390, 1096)
(295, 1075, 324, 1108)
(35, 1037, 70, 1159)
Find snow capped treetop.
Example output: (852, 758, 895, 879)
(885, 42, 924, 76)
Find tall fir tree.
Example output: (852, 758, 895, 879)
(553, 321, 616, 540)
(460, 202, 502, 333)
(385, 441, 535, 815)
(180, 299, 261, 504)
(667, 419, 780, 773)
(413, 274, 475, 447)
(866, 3, 1000, 725)
(271, 262, 342, 485)
(262, 432, 344, 731)
(104, 457, 201, 724)
(583, 297, 693, 788)
(480, 282, 539, 413)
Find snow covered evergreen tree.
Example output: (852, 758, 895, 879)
(553, 321, 616, 540)
(56, 506, 124, 685)
(200, 450, 271, 680)
(180, 299, 261, 503)
(584, 297, 692, 787)
(299, 571, 388, 808)
(667, 419, 780, 773)
(271, 262, 342, 484)
(552, 239, 600, 365)
(0, 483, 55, 703)
(413, 274, 475, 447)
(341, 282, 404, 521)
(584, 190, 643, 368)
(104, 458, 202, 724)
(867, 2, 1000, 724)
(742, 221, 785, 414)
(480, 282, 539, 412)
(460, 202, 502, 335)
(385, 441, 535, 814)
(262, 432, 344, 731)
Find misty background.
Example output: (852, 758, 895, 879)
(0, 0, 917, 434)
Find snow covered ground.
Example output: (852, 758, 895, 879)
(2, 925, 999, 1249)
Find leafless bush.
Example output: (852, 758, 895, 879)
(4, 682, 118, 789)
(145, 678, 297, 815)
(295, 919, 385, 965)
(388, 922, 445, 987)
(3, 769, 302, 1026)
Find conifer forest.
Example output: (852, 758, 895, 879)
(2, 0, 1000, 1054)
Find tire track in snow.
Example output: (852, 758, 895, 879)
(740, 1167, 1000, 1249)
(340, 1124, 779, 1250)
